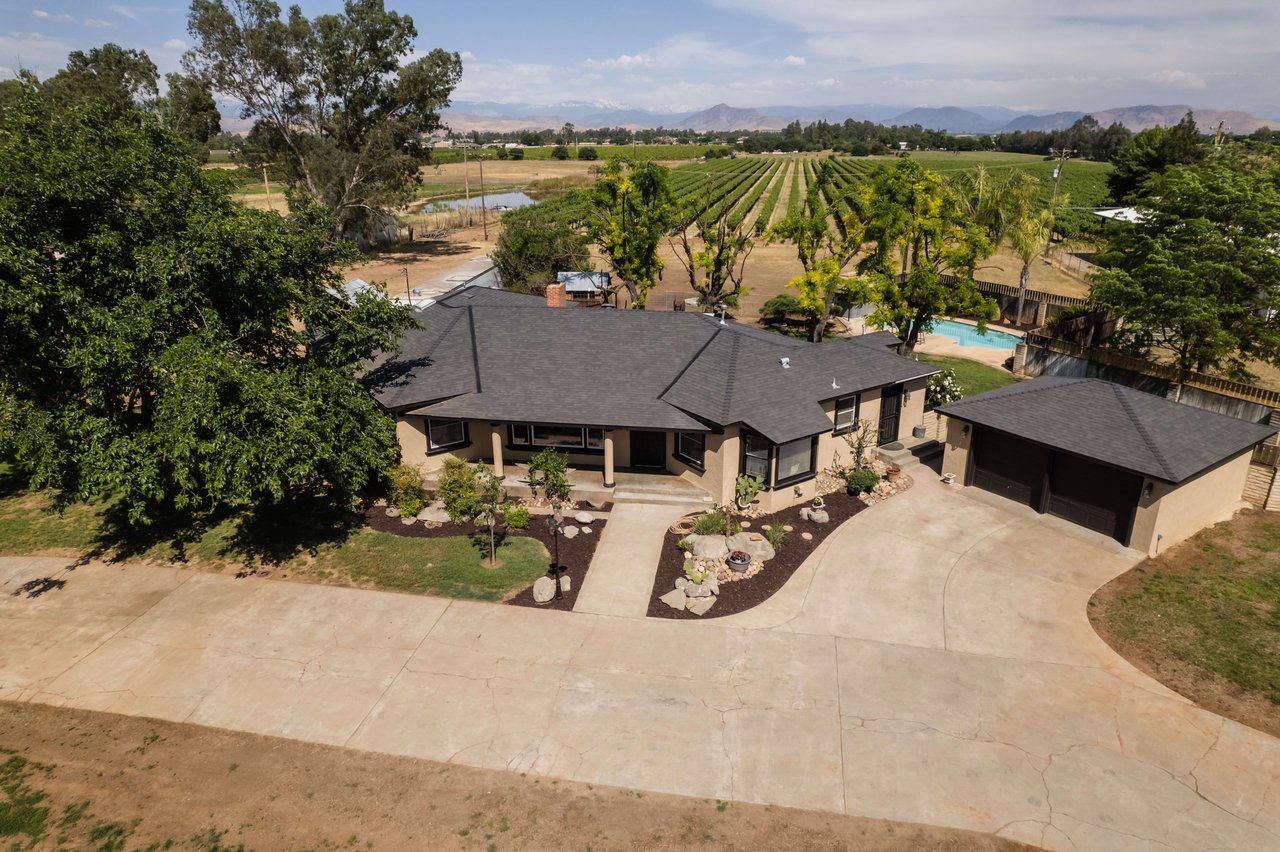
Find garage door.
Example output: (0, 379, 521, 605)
(971, 429, 1051, 509)
(1047, 454, 1141, 543)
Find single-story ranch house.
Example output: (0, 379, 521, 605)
(939, 376, 1277, 555)
(367, 286, 937, 512)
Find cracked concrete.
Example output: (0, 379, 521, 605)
(1, 475, 1278, 851)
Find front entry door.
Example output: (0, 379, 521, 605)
(878, 385, 903, 445)
(631, 431, 666, 469)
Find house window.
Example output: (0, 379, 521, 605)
(427, 418, 468, 452)
(834, 393, 861, 434)
(532, 424, 587, 448)
(675, 432, 706, 470)
(741, 431, 771, 482)
(508, 423, 604, 452)
(586, 428, 605, 449)
(509, 424, 530, 446)
(775, 436, 818, 486)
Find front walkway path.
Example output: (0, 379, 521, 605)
(2, 476, 1278, 851)
(572, 502, 688, 618)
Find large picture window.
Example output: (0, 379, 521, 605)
(776, 436, 817, 486)
(427, 418, 468, 452)
(675, 432, 706, 469)
(508, 423, 604, 452)
(741, 431, 771, 482)
(834, 393, 861, 434)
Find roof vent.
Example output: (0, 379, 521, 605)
(779, 357, 791, 369)
(832, 378, 840, 389)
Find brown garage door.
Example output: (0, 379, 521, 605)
(1047, 454, 1141, 543)
(970, 428, 1051, 509)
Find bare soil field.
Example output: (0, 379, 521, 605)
(0, 701, 1031, 851)
(346, 223, 497, 289)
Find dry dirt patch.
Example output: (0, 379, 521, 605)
(0, 702, 1032, 851)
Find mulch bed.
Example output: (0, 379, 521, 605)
(363, 504, 609, 612)
(645, 490, 867, 620)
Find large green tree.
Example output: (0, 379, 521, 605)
(40, 43, 159, 116)
(673, 176, 755, 311)
(0, 88, 415, 525)
(589, 158, 675, 308)
(184, 0, 462, 239)
(1091, 148, 1280, 379)
(156, 71, 223, 158)
(1107, 112, 1206, 203)
(490, 192, 592, 294)
(858, 159, 997, 354)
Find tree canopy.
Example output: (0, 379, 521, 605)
(184, 0, 462, 239)
(490, 192, 592, 294)
(1107, 112, 1206, 204)
(858, 159, 997, 353)
(0, 87, 415, 525)
(588, 159, 675, 308)
(1091, 147, 1280, 379)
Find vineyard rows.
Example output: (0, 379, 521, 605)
(664, 153, 1112, 238)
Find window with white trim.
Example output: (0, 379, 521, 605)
(834, 393, 861, 434)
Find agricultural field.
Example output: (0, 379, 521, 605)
(428, 143, 728, 164)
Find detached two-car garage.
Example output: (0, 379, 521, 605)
(970, 428, 1142, 543)
(939, 377, 1277, 554)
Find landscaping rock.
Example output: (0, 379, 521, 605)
(533, 576, 556, 604)
(386, 506, 401, 518)
(416, 506, 451, 523)
(685, 581, 713, 598)
(581, 526, 593, 535)
(801, 532, 813, 541)
(400, 516, 417, 525)
(808, 508, 830, 524)
(783, 524, 794, 532)
(675, 576, 688, 590)
(575, 511, 594, 524)
(659, 589, 687, 610)
(558, 576, 571, 593)
(561, 525, 579, 540)
(685, 595, 717, 616)
(683, 534, 728, 560)
(726, 532, 775, 562)
(740, 521, 750, 529)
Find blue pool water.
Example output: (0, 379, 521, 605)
(930, 319, 1022, 350)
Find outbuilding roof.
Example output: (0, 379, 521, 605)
(366, 291, 937, 443)
(938, 376, 1277, 483)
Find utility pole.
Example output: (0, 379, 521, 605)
(477, 150, 488, 241)
(261, 165, 272, 212)
(462, 142, 471, 228)
(1046, 147, 1075, 254)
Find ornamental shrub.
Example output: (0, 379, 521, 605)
(388, 463, 425, 517)
(846, 467, 881, 495)
(437, 458, 479, 523)
(503, 503, 530, 529)
(527, 447, 571, 504)
(763, 524, 787, 550)
(926, 368, 963, 405)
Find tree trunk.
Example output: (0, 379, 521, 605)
(1015, 262, 1031, 327)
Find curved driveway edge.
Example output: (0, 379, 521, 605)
(1, 476, 1278, 851)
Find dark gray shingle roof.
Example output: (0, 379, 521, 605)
(938, 376, 1276, 483)
(368, 296, 937, 441)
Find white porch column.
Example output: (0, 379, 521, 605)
(491, 427, 504, 478)
(603, 432, 616, 488)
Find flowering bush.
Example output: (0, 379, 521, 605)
(926, 368, 964, 405)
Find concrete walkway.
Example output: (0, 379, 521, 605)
(2, 477, 1278, 851)
(572, 502, 688, 618)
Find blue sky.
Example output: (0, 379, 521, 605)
(3, 0, 1278, 116)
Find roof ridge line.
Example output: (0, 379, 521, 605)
(946, 375, 1088, 409)
(658, 326, 724, 402)
(420, 308, 467, 362)
(721, 332, 740, 424)
(1110, 381, 1176, 481)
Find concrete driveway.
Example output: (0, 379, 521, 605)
(2, 475, 1278, 851)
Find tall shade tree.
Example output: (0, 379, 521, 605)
(184, 0, 462, 239)
(0, 89, 416, 525)
(858, 159, 997, 354)
(156, 71, 223, 158)
(1107, 112, 1206, 204)
(1091, 148, 1280, 379)
(766, 181, 868, 342)
(589, 158, 674, 308)
(490, 192, 592, 294)
(40, 43, 159, 115)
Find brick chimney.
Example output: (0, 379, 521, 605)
(545, 282, 566, 308)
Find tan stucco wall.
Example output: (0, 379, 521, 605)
(1130, 451, 1253, 556)
(667, 427, 736, 504)
(396, 416, 485, 473)
(941, 416, 973, 482)
(900, 377, 929, 438)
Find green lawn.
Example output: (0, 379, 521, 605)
(917, 354, 1021, 397)
(1092, 511, 1280, 712)
(0, 466, 548, 602)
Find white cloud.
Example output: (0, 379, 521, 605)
(815, 77, 840, 88)
(84, 17, 114, 28)
(783, 55, 805, 66)
(459, 50, 475, 61)
(108, 4, 139, 20)
(162, 38, 187, 50)
(0, 30, 77, 78)
(584, 52, 653, 70)
(1147, 68, 1206, 89)
(33, 10, 74, 22)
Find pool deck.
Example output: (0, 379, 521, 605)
(846, 317, 1022, 369)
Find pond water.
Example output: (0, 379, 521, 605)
(424, 191, 536, 212)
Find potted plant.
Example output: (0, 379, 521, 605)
(886, 464, 902, 483)
(812, 496, 825, 509)
(726, 549, 751, 572)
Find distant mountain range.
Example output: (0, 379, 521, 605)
(440, 99, 1279, 136)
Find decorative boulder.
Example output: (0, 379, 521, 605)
(581, 526, 593, 534)
(683, 534, 729, 560)
(659, 589, 686, 610)
(675, 576, 688, 590)
(561, 525, 579, 539)
(400, 516, 417, 525)
(386, 506, 401, 518)
(808, 508, 830, 524)
(559, 576, 571, 593)
(685, 580, 713, 598)
(575, 511, 594, 524)
(726, 532, 775, 562)
(533, 576, 556, 603)
(686, 595, 716, 616)
(416, 505, 452, 523)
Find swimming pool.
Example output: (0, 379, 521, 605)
(929, 319, 1023, 350)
